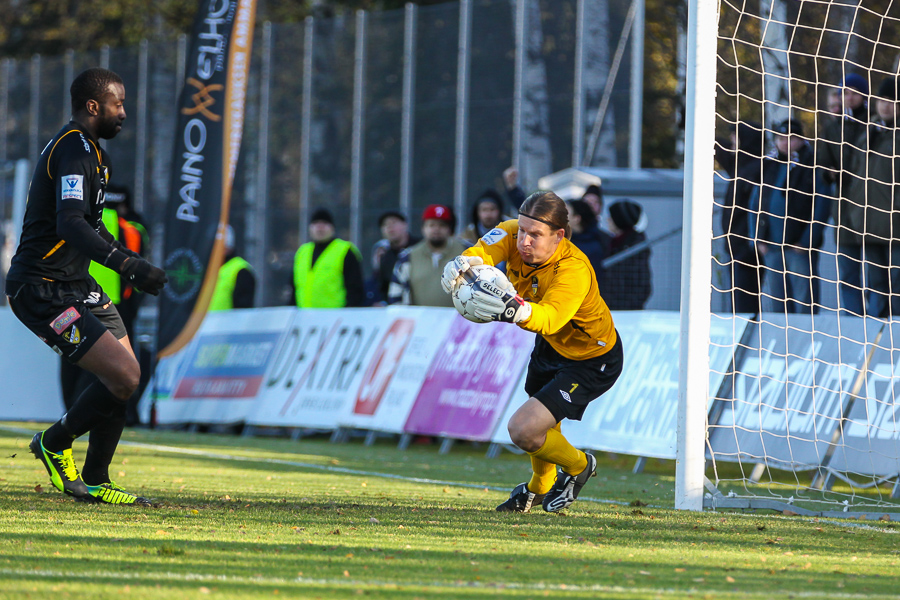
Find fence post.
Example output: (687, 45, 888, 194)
(512, 0, 526, 172)
(629, 0, 645, 169)
(135, 39, 149, 214)
(399, 3, 418, 219)
(350, 10, 368, 247)
(29, 55, 40, 168)
(453, 0, 472, 229)
(254, 21, 273, 307)
(299, 17, 315, 244)
(573, 0, 585, 167)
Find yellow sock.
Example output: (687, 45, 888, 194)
(527, 454, 557, 495)
(527, 425, 587, 476)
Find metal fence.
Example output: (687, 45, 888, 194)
(0, 0, 640, 307)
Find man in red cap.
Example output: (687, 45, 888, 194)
(387, 204, 470, 306)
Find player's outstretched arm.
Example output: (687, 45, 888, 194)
(57, 208, 167, 295)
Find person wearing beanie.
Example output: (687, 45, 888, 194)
(838, 75, 900, 318)
(461, 189, 513, 244)
(292, 207, 365, 308)
(387, 204, 470, 307)
(604, 200, 652, 310)
(368, 210, 420, 305)
(817, 73, 872, 316)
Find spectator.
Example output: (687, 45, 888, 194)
(292, 208, 365, 308)
(566, 199, 611, 289)
(842, 76, 900, 318)
(387, 204, 470, 307)
(826, 87, 844, 115)
(817, 72, 870, 316)
(716, 121, 764, 314)
(368, 210, 419, 305)
(502, 166, 527, 211)
(209, 224, 256, 311)
(749, 119, 829, 314)
(581, 183, 604, 218)
(604, 200, 651, 310)
(461, 189, 512, 244)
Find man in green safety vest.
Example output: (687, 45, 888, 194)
(292, 208, 365, 308)
(209, 224, 256, 311)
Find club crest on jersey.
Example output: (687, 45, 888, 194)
(481, 227, 507, 246)
(50, 307, 81, 334)
(63, 325, 82, 345)
(61, 174, 84, 201)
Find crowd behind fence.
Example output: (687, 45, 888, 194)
(0, 0, 640, 309)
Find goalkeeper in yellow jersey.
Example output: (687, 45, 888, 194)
(441, 191, 623, 512)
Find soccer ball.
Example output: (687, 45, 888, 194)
(452, 264, 507, 323)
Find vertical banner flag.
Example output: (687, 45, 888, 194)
(158, 0, 257, 357)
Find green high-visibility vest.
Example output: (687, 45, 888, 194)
(209, 256, 253, 312)
(293, 239, 359, 308)
(88, 207, 121, 304)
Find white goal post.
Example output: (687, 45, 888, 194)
(678, 0, 900, 519)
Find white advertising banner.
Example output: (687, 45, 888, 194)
(150, 308, 295, 425)
(338, 306, 454, 434)
(249, 308, 387, 429)
(490, 312, 749, 459)
(0, 308, 64, 421)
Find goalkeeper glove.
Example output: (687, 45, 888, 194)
(120, 257, 168, 296)
(441, 255, 484, 294)
(468, 279, 532, 324)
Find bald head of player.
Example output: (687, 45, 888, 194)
(70, 68, 126, 141)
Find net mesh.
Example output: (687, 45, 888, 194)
(708, 0, 900, 514)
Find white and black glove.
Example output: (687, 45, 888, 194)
(441, 255, 484, 294)
(468, 277, 532, 323)
(120, 256, 168, 296)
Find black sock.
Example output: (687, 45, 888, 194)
(42, 379, 121, 453)
(82, 401, 126, 485)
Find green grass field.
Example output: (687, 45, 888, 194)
(1, 422, 899, 600)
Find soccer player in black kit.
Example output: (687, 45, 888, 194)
(5, 68, 167, 505)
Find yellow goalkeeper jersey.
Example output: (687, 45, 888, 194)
(463, 219, 617, 360)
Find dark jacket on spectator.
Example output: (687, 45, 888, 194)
(717, 122, 764, 266)
(749, 141, 828, 249)
(817, 102, 869, 246)
(604, 229, 651, 310)
(843, 121, 900, 247)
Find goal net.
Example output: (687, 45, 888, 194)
(699, 0, 900, 518)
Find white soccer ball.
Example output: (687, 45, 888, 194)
(451, 264, 507, 323)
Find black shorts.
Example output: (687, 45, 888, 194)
(525, 330, 623, 422)
(6, 279, 126, 363)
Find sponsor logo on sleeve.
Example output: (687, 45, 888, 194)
(481, 228, 507, 246)
(50, 307, 81, 334)
(61, 175, 84, 202)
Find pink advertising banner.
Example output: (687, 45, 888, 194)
(403, 316, 534, 440)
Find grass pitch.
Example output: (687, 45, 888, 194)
(1, 423, 898, 599)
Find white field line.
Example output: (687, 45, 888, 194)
(0, 423, 628, 508)
(4, 423, 900, 533)
(0, 567, 886, 598)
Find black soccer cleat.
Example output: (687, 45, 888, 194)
(496, 482, 545, 513)
(542, 453, 597, 513)
(29, 431, 90, 498)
